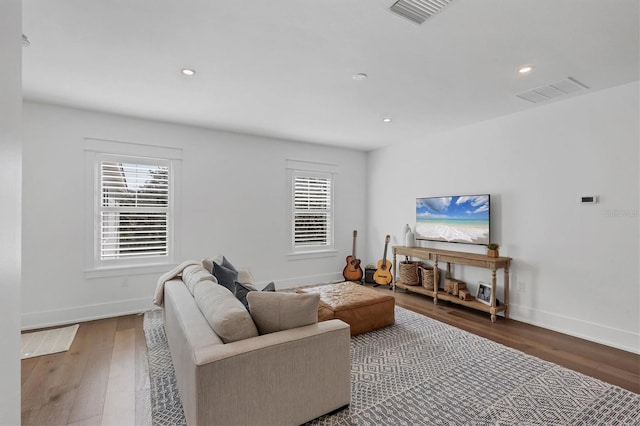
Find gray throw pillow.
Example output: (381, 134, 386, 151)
(212, 256, 238, 292)
(247, 292, 319, 335)
(234, 281, 276, 309)
(261, 281, 276, 292)
(234, 281, 257, 310)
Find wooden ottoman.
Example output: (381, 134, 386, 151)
(297, 281, 395, 335)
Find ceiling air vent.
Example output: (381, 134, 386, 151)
(389, 0, 455, 25)
(516, 77, 589, 104)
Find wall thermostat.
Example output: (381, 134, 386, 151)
(581, 196, 598, 204)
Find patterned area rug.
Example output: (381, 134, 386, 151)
(144, 309, 186, 426)
(143, 307, 639, 425)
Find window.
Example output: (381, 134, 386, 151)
(287, 160, 337, 257)
(293, 173, 332, 248)
(99, 157, 170, 261)
(85, 138, 181, 275)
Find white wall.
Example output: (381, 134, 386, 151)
(0, 0, 22, 422)
(20, 83, 639, 355)
(366, 82, 640, 353)
(22, 102, 367, 329)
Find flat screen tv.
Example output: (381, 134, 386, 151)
(415, 194, 490, 245)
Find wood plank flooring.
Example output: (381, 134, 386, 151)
(21, 315, 150, 426)
(21, 290, 639, 425)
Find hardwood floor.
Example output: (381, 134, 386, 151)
(21, 290, 639, 425)
(21, 315, 150, 426)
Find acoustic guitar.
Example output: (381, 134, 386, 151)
(343, 230, 363, 282)
(373, 235, 393, 286)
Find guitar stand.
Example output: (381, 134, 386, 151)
(372, 283, 392, 290)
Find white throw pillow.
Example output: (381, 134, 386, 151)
(247, 292, 320, 335)
(194, 282, 259, 343)
(237, 267, 256, 286)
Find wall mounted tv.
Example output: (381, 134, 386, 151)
(415, 194, 490, 245)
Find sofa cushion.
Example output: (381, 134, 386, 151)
(182, 265, 217, 295)
(211, 256, 239, 292)
(247, 292, 320, 335)
(194, 281, 258, 343)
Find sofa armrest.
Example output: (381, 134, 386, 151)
(193, 319, 349, 364)
(193, 320, 351, 426)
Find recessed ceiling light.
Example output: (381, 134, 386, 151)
(383, 117, 392, 123)
(518, 65, 534, 74)
(181, 68, 196, 76)
(352, 73, 368, 81)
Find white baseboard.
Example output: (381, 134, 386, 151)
(509, 303, 639, 355)
(20, 273, 343, 330)
(21, 297, 154, 331)
(261, 272, 344, 290)
(24, 279, 637, 356)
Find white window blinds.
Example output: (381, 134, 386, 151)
(99, 159, 170, 260)
(293, 174, 332, 248)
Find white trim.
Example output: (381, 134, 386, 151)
(84, 137, 182, 160)
(263, 271, 344, 290)
(84, 138, 182, 271)
(21, 297, 154, 331)
(84, 262, 178, 279)
(286, 249, 338, 261)
(286, 159, 338, 175)
(286, 159, 337, 256)
(509, 303, 640, 354)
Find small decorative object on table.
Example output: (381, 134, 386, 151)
(403, 224, 415, 247)
(486, 243, 500, 258)
(476, 282, 492, 305)
(444, 278, 466, 296)
(458, 289, 474, 301)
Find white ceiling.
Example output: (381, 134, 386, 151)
(22, 0, 639, 151)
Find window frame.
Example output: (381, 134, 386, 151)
(286, 160, 337, 259)
(84, 138, 182, 277)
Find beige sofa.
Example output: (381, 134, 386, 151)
(161, 265, 351, 426)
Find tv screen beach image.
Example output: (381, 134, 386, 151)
(416, 195, 490, 245)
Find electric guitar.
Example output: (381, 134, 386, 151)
(343, 230, 363, 282)
(373, 235, 393, 286)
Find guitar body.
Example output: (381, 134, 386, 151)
(373, 235, 393, 285)
(343, 230, 363, 282)
(373, 259, 392, 285)
(343, 255, 363, 281)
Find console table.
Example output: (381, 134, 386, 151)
(392, 246, 512, 322)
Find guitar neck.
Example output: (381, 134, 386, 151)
(381, 235, 390, 267)
(352, 233, 357, 259)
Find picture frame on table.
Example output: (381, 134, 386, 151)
(476, 282, 492, 305)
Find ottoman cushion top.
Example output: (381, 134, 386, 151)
(298, 281, 395, 335)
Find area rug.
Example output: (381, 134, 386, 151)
(20, 323, 79, 359)
(143, 307, 639, 425)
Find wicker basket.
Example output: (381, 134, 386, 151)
(399, 261, 420, 285)
(420, 266, 435, 291)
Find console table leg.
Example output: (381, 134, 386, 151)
(504, 264, 510, 319)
